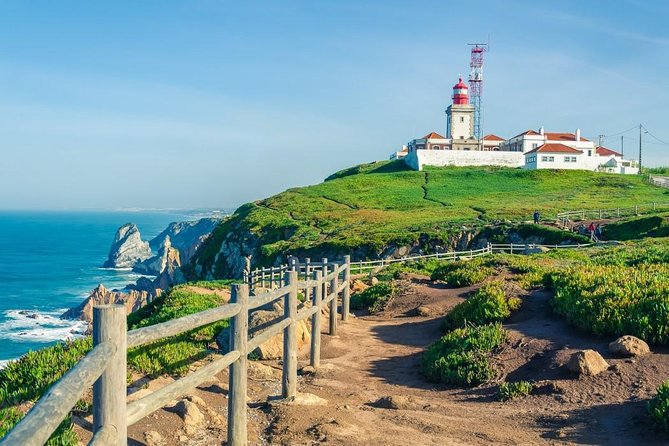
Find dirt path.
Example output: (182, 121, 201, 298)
(74, 280, 669, 445)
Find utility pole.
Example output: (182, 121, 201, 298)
(598, 134, 604, 148)
(621, 135, 624, 157)
(638, 124, 643, 174)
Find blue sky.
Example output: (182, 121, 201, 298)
(1, 0, 668, 210)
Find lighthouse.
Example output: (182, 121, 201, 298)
(446, 77, 477, 150)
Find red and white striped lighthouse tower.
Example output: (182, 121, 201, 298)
(452, 77, 469, 105)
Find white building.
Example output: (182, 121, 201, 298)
(523, 142, 639, 174)
(500, 127, 595, 154)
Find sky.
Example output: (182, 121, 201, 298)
(1, 0, 668, 210)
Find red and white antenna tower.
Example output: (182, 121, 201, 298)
(468, 43, 488, 140)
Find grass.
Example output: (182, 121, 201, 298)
(497, 381, 533, 401)
(350, 283, 396, 314)
(442, 281, 521, 331)
(602, 215, 669, 240)
(422, 323, 506, 386)
(185, 162, 669, 278)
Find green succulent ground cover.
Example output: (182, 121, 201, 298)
(421, 323, 507, 386)
(442, 282, 521, 331)
(649, 380, 669, 433)
(350, 283, 396, 314)
(189, 162, 669, 277)
(497, 381, 534, 401)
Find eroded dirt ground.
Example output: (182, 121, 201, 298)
(74, 277, 669, 445)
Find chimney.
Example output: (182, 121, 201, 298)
(539, 126, 544, 136)
(576, 128, 581, 142)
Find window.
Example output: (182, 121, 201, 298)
(532, 143, 539, 149)
(541, 156, 548, 162)
(564, 156, 572, 162)
(548, 156, 555, 162)
(570, 156, 577, 162)
(432, 145, 440, 150)
(541, 156, 555, 162)
(460, 117, 464, 123)
(460, 136, 464, 139)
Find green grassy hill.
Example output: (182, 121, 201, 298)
(187, 161, 669, 278)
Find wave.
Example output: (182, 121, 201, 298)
(0, 309, 88, 343)
(0, 359, 12, 369)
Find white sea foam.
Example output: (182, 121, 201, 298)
(0, 309, 88, 343)
(0, 359, 12, 369)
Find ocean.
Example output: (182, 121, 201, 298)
(0, 210, 227, 365)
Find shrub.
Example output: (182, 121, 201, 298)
(649, 380, 669, 433)
(373, 258, 443, 282)
(350, 283, 396, 314)
(421, 323, 506, 386)
(497, 381, 533, 401)
(552, 263, 669, 344)
(431, 259, 495, 286)
(442, 282, 521, 331)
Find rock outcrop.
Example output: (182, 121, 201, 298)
(567, 350, 609, 376)
(61, 284, 160, 329)
(609, 335, 650, 357)
(102, 223, 152, 268)
(133, 236, 182, 276)
(150, 218, 220, 264)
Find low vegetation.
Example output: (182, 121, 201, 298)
(442, 281, 521, 331)
(497, 381, 533, 401)
(350, 283, 396, 314)
(602, 215, 669, 241)
(422, 323, 506, 386)
(649, 380, 669, 433)
(430, 258, 495, 286)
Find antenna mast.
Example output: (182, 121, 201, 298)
(468, 43, 488, 141)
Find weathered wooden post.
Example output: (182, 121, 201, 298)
(228, 283, 249, 446)
(93, 305, 127, 446)
(654, 202, 657, 211)
(282, 270, 298, 399)
(329, 264, 339, 336)
(270, 269, 275, 288)
(341, 255, 351, 322)
(617, 207, 621, 217)
(635, 204, 639, 215)
(310, 270, 323, 368)
(304, 257, 311, 301)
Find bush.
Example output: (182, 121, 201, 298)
(649, 380, 669, 433)
(373, 258, 443, 282)
(442, 282, 521, 331)
(421, 323, 506, 386)
(552, 263, 669, 344)
(350, 283, 396, 314)
(497, 381, 533, 401)
(431, 259, 494, 286)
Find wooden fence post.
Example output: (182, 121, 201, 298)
(228, 284, 249, 446)
(617, 208, 620, 217)
(282, 270, 298, 399)
(304, 258, 311, 302)
(92, 305, 127, 446)
(310, 270, 322, 368)
(329, 264, 339, 336)
(342, 256, 351, 322)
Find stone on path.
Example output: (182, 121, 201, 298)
(567, 350, 609, 376)
(609, 335, 650, 357)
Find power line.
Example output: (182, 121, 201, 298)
(601, 125, 639, 140)
(642, 125, 669, 146)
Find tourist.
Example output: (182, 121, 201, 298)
(588, 222, 596, 239)
(533, 210, 540, 224)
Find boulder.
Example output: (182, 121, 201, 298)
(351, 279, 369, 294)
(416, 306, 434, 317)
(173, 400, 205, 435)
(370, 277, 380, 286)
(102, 223, 152, 268)
(248, 361, 278, 380)
(372, 395, 416, 410)
(133, 235, 182, 276)
(567, 350, 609, 376)
(61, 284, 160, 328)
(143, 431, 163, 446)
(609, 335, 650, 357)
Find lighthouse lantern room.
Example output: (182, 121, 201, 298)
(445, 77, 477, 149)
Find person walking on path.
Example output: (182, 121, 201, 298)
(588, 222, 596, 240)
(533, 210, 540, 224)
(595, 224, 603, 240)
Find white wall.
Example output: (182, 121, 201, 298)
(404, 149, 525, 171)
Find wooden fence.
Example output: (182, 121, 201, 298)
(555, 201, 669, 228)
(0, 257, 352, 446)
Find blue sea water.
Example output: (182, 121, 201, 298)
(0, 210, 227, 364)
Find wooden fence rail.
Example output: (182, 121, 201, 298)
(555, 201, 669, 228)
(0, 257, 352, 446)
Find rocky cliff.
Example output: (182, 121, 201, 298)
(61, 284, 161, 330)
(102, 223, 152, 268)
(150, 218, 220, 264)
(133, 235, 182, 276)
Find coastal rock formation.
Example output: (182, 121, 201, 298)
(150, 218, 220, 264)
(102, 223, 152, 268)
(61, 284, 160, 328)
(133, 236, 182, 276)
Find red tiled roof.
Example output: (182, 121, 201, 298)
(545, 132, 591, 142)
(483, 134, 504, 141)
(510, 129, 541, 139)
(596, 146, 622, 157)
(525, 143, 583, 155)
(422, 132, 446, 139)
